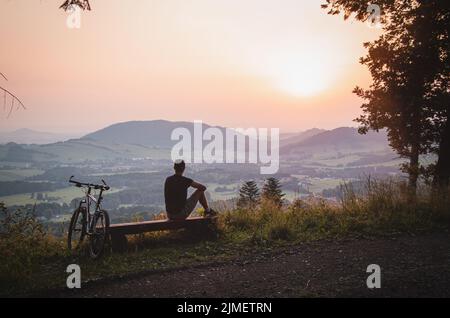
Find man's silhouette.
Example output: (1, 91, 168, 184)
(164, 160, 216, 220)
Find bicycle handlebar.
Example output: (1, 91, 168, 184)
(69, 175, 110, 191)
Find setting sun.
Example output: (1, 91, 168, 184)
(272, 58, 331, 97)
(259, 39, 344, 98)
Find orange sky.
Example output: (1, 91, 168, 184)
(0, 0, 381, 134)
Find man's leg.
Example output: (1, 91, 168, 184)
(193, 190, 216, 216)
(180, 190, 208, 218)
(195, 190, 209, 211)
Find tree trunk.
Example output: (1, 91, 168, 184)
(408, 143, 420, 195)
(434, 118, 450, 188)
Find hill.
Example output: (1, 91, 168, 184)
(280, 127, 390, 156)
(279, 128, 326, 147)
(0, 139, 171, 163)
(0, 120, 229, 163)
(82, 120, 227, 148)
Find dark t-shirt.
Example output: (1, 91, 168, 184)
(164, 174, 193, 214)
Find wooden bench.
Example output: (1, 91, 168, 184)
(109, 216, 217, 252)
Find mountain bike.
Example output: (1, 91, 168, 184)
(67, 176, 111, 258)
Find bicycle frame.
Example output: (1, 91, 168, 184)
(78, 186, 106, 235)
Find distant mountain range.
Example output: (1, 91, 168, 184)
(281, 127, 389, 152)
(82, 120, 228, 148)
(0, 121, 392, 163)
(280, 127, 392, 162)
(0, 128, 81, 145)
(84, 121, 337, 149)
(279, 128, 326, 147)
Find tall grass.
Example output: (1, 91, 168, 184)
(219, 179, 450, 244)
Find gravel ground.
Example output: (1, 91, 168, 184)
(56, 231, 450, 298)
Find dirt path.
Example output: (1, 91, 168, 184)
(60, 231, 450, 298)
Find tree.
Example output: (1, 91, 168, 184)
(261, 177, 285, 207)
(1, 73, 25, 117)
(237, 181, 260, 208)
(59, 0, 91, 11)
(322, 0, 450, 190)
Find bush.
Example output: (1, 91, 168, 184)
(0, 203, 64, 286)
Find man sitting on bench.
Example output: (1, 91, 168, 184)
(164, 159, 217, 220)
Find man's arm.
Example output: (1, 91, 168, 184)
(191, 181, 207, 192)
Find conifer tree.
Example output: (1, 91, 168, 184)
(237, 181, 260, 208)
(261, 177, 285, 207)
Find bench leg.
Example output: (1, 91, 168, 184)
(111, 233, 128, 253)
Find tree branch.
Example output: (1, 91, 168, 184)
(1, 86, 26, 118)
(60, 0, 91, 11)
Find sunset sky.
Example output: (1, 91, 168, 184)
(0, 0, 381, 134)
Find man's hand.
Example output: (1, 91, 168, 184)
(191, 181, 207, 192)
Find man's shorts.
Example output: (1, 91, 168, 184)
(167, 192, 200, 220)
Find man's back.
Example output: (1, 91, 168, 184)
(164, 174, 193, 214)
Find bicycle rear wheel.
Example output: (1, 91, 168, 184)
(68, 207, 86, 251)
(89, 210, 110, 259)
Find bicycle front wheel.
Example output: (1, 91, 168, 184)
(68, 207, 86, 251)
(89, 210, 110, 259)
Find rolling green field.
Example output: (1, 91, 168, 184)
(0, 169, 44, 182)
(89, 170, 159, 177)
(0, 186, 123, 206)
(0, 187, 84, 206)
